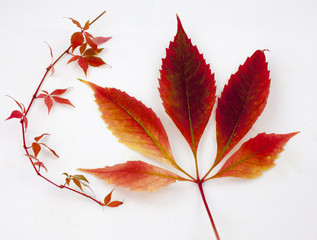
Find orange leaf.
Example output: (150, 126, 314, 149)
(32, 142, 41, 158)
(34, 133, 50, 142)
(79, 161, 185, 192)
(81, 80, 177, 167)
(214, 50, 270, 167)
(71, 32, 84, 52)
(107, 201, 123, 207)
(79, 43, 87, 55)
(159, 16, 216, 156)
(69, 18, 82, 28)
(83, 20, 90, 31)
(103, 190, 114, 205)
(39, 143, 59, 158)
(212, 132, 298, 179)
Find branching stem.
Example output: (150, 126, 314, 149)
(21, 11, 107, 206)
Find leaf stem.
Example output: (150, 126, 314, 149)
(197, 181, 220, 240)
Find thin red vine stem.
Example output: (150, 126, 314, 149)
(197, 181, 220, 240)
(20, 11, 107, 206)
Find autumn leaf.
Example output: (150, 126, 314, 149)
(159, 16, 216, 156)
(80, 80, 178, 168)
(102, 190, 123, 207)
(31, 133, 59, 158)
(79, 161, 186, 192)
(6, 110, 23, 120)
(71, 32, 84, 52)
(212, 132, 299, 179)
(37, 88, 75, 114)
(69, 18, 82, 28)
(6, 96, 28, 130)
(214, 50, 270, 167)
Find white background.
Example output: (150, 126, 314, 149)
(0, 0, 316, 239)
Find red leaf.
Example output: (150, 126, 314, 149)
(32, 142, 41, 158)
(52, 96, 75, 108)
(107, 201, 123, 207)
(78, 57, 89, 76)
(69, 18, 82, 28)
(44, 96, 54, 114)
(214, 50, 270, 167)
(71, 32, 84, 52)
(37, 93, 48, 98)
(51, 88, 68, 96)
(159, 16, 216, 156)
(84, 32, 97, 50)
(79, 161, 185, 192)
(84, 56, 105, 67)
(92, 36, 112, 45)
(213, 132, 298, 179)
(6, 110, 23, 120)
(68, 55, 81, 64)
(81, 80, 177, 167)
(7, 95, 24, 112)
(22, 116, 28, 130)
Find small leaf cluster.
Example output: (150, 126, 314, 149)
(67, 18, 111, 76)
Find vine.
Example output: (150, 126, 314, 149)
(6, 11, 122, 208)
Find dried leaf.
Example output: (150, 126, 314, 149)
(81, 80, 177, 167)
(213, 132, 298, 178)
(72, 174, 89, 183)
(159, 16, 216, 155)
(79, 161, 185, 192)
(214, 50, 270, 167)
